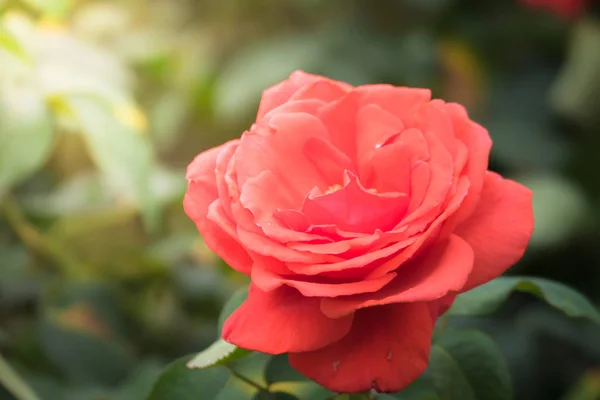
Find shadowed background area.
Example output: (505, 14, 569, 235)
(1, 0, 600, 399)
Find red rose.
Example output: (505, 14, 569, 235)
(521, 0, 587, 18)
(184, 71, 534, 393)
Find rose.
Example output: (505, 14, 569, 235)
(521, 0, 587, 18)
(184, 71, 534, 393)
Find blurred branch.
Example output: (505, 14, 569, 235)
(227, 366, 268, 392)
(1, 194, 87, 278)
(0, 353, 42, 400)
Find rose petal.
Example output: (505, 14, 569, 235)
(184, 144, 252, 274)
(356, 104, 404, 169)
(215, 141, 240, 219)
(401, 130, 454, 226)
(287, 236, 416, 276)
(256, 71, 321, 120)
(367, 176, 470, 279)
(289, 78, 351, 103)
(355, 85, 432, 121)
(251, 257, 398, 297)
(286, 231, 382, 255)
(405, 101, 457, 157)
(222, 285, 353, 354)
(240, 170, 299, 222)
(304, 136, 356, 184)
(320, 235, 474, 318)
(301, 173, 409, 234)
(443, 103, 492, 223)
(407, 161, 430, 214)
(362, 137, 411, 194)
(456, 171, 534, 291)
(237, 227, 342, 263)
(317, 91, 360, 161)
(289, 302, 433, 393)
(235, 112, 333, 196)
(262, 99, 327, 121)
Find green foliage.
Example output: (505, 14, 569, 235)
(147, 356, 230, 400)
(66, 97, 158, 231)
(0, 355, 42, 400)
(0, 27, 28, 60)
(0, 83, 54, 198)
(449, 277, 600, 323)
(430, 329, 512, 400)
(264, 355, 307, 385)
(187, 339, 252, 370)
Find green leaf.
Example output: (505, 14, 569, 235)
(148, 356, 229, 400)
(114, 360, 164, 400)
(218, 286, 249, 335)
(20, 0, 73, 20)
(264, 355, 307, 385)
(187, 339, 252, 370)
(65, 96, 158, 231)
(550, 19, 600, 129)
(0, 28, 28, 60)
(39, 316, 133, 386)
(213, 376, 260, 400)
(429, 329, 512, 400)
(448, 277, 600, 323)
(393, 374, 438, 400)
(0, 354, 42, 400)
(0, 83, 54, 197)
(253, 391, 301, 400)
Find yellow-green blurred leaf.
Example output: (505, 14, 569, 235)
(66, 96, 159, 231)
(551, 18, 600, 130)
(0, 81, 54, 197)
(0, 27, 28, 60)
(0, 354, 42, 400)
(21, 0, 74, 20)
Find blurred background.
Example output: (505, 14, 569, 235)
(1, 0, 600, 399)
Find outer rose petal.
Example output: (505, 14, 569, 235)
(320, 235, 474, 318)
(257, 71, 350, 120)
(355, 85, 432, 121)
(443, 103, 492, 223)
(235, 112, 333, 196)
(289, 302, 434, 393)
(184, 144, 252, 274)
(456, 171, 534, 291)
(250, 256, 398, 297)
(222, 285, 353, 354)
(256, 71, 319, 120)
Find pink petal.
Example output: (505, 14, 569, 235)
(184, 143, 252, 274)
(289, 302, 434, 393)
(289, 79, 351, 103)
(256, 71, 321, 120)
(456, 171, 534, 291)
(222, 285, 353, 354)
(301, 172, 409, 234)
(251, 257, 398, 297)
(320, 235, 474, 318)
(443, 103, 492, 223)
(366, 176, 471, 279)
(355, 85, 431, 120)
(235, 112, 333, 197)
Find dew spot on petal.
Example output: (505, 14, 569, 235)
(333, 360, 340, 372)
